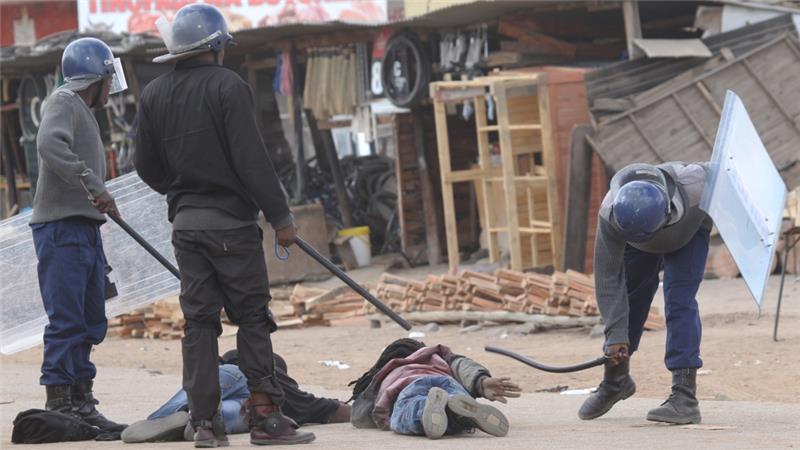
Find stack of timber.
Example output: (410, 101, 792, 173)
(372, 268, 664, 330)
(109, 268, 666, 339)
(107, 297, 184, 340)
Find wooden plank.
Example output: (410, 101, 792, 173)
(694, 81, 722, 115)
(412, 107, 442, 266)
(742, 58, 800, 133)
(444, 168, 487, 183)
(563, 124, 595, 272)
(474, 96, 499, 263)
(628, 114, 665, 160)
(433, 87, 487, 103)
(538, 79, 563, 270)
(288, 45, 306, 202)
(495, 84, 523, 271)
(497, 19, 577, 56)
(670, 94, 714, 149)
(622, 0, 643, 59)
(431, 86, 461, 270)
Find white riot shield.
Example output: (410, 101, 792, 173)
(700, 91, 787, 311)
(0, 173, 178, 354)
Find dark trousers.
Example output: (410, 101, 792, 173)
(31, 218, 107, 386)
(172, 225, 283, 423)
(624, 227, 709, 370)
(274, 354, 340, 424)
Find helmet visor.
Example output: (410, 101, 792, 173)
(108, 57, 127, 95)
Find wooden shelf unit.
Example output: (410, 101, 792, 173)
(430, 75, 563, 271)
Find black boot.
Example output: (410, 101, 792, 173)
(647, 368, 701, 424)
(46, 384, 77, 416)
(578, 360, 636, 420)
(72, 380, 127, 432)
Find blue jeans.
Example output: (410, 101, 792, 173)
(389, 375, 470, 436)
(149, 364, 250, 434)
(625, 227, 710, 370)
(31, 218, 107, 386)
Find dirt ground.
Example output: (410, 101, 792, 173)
(2, 274, 799, 448)
(3, 275, 799, 405)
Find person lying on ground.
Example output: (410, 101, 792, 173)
(348, 338, 521, 439)
(122, 351, 350, 443)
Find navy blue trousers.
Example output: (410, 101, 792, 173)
(624, 227, 709, 370)
(31, 218, 107, 386)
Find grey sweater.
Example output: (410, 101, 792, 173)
(31, 86, 107, 224)
(595, 162, 712, 346)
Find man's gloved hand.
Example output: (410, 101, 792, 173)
(275, 223, 297, 248)
(92, 191, 120, 219)
(481, 377, 522, 403)
(606, 343, 630, 366)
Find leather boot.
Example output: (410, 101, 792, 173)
(188, 413, 229, 448)
(578, 360, 636, 420)
(245, 392, 315, 445)
(46, 384, 78, 416)
(72, 380, 127, 432)
(647, 368, 701, 424)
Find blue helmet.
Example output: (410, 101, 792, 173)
(153, 4, 234, 63)
(611, 180, 670, 242)
(62, 37, 115, 82)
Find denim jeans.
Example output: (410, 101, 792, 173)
(31, 218, 107, 386)
(624, 227, 710, 370)
(148, 365, 250, 434)
(389, 375, 470, 436)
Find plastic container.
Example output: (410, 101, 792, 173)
(338, 226, 371, 267)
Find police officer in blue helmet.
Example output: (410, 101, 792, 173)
(579, 162, 712, 425)
(30, 37, 127, 436)
(135, 3, 310, 447)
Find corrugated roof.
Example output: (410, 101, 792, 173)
(1, 0, 610, 75)
(585, 14, 798, 121)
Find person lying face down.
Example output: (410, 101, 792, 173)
(121, 351, 350, 443)
(348, 338, 521, 439)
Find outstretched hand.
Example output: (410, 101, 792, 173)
(481, 377, 522, 403)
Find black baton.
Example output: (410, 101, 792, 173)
(295, 236, 412, 330)
(486, 345, 608, 373)
(110, 214, 181, 279)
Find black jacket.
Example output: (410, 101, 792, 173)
(134, 60, 291, 229)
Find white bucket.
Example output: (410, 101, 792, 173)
(339, 226, 371, 267)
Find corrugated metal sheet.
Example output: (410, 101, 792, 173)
(585, 14, 798, 121)
(588, 35, 800, 190)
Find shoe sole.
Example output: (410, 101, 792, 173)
(422, 387, 449, 439)
(121, 411, 189, 443)
(447, 395, 509, 437)
(251, 433, 316, 446)
(195, 439, 230, 448)
(646, 412, 701, 425)
(578, 380, 636, 421)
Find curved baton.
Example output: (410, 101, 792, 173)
(485, 345, 608, 373)
(294, 236, 412, 331)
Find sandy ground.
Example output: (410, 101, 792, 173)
(1, 274, 799, 448)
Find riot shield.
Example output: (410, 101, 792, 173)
(700, 91, 787, 311)
(0, 173, 178, 354)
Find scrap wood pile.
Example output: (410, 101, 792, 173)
(375, 268, 664, 331)
(107, 297, 184, 340)
(109, 268, 665, 340)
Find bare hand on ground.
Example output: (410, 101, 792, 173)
(276, 223, 297, 248)
(606, 343, 629, 366)
(92, 191, 120, 219)
(482, 377, 522, 403)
